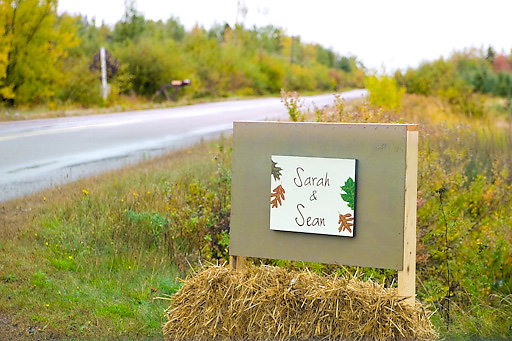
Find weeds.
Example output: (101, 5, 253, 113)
(164, 137, 232, 267)
(280, 88, 305, 122)
(0, 139, 231, 338)
(274, 88, 512, 338)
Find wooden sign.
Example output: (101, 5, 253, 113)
(270, 155, 357, 237)
(229, 122, 418, 303)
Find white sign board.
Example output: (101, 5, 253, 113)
(270, 155, 357, 237)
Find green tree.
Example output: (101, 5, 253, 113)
(485, 45, 496, 63)
(70, 16, 112, 58)
(57, 55, 103, 106)
(112, 0, 148, 43)
(256, 54, 284, 93)
(316, 45, 336, 68)
(496, 71, 512, 98)
(165, 17, 185, 41)
(337, 56, 353, 73)
(183, 26, 226, 98)
(256, 25, 283, 55)
(115, 38, 190, 97)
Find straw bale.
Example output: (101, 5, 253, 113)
(162, 264, 438, 340)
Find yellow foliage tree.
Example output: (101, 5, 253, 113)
(0, 1, 14, 100)
(365, 74, 405, 112)
(0, 0, 78, 105)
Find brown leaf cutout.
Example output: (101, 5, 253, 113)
(270, 185, 285, 208)
(338, 213, 354, 233)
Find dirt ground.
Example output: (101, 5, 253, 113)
(0, 312, 51, 340)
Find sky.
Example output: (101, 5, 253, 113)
(58, 0, 512, 72)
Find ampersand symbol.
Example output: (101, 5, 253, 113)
(310, 190, 318, 201)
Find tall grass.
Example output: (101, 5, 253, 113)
(283, 89, 512, 338)
(0, 138, 231, 338)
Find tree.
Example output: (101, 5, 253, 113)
(256, 25, 283, 55)
(115, 38, 189, 97)
(316, 45, 336, 68)
(70, 16, 112, 59)
(112, 0, 148, 43)
(485, 46, 496, 64)
(0, 0, 78, 105)
(493, 54, 512, 74)
(165, 17, 185, 42)
(0, 1, 13, 100)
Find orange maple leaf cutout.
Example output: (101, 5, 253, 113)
(270, 185, 285, 208)
(338, 213, 354, 233)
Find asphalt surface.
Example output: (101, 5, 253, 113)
(0, 90, 367, 202)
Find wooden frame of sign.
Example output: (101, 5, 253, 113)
(229, 122, 418, 304)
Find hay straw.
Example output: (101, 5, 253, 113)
(162, 264, 438, 340)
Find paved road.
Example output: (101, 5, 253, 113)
(0, 90, 367, 202)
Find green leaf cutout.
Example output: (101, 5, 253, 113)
(340, 177, 355, 210)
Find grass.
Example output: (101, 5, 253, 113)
(1, 89, 512, 339)
(0, 95, 224, 121)
(0, 139, 231, 339)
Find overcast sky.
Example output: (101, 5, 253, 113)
(58, 0, 512, 72)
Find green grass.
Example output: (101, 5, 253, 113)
(1, 204, 177, 338)
(0, 138, 232, 339)
(0, 95, 208, 121)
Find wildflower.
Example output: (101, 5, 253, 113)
(132, 192, 137, 197)
(82, 189, 88, 196)
(121, 198, 124, 203)
(147, 191, 150, 195)
(46, 304, 49, 308)
(128, 266, 132, 270)
(45, 242, 48, 246)
(58, 291, 61, 295)
(77, 286, 79, 290)
(34, 233, 37, 237)
(68, 256, 72, 260)
(43, 197, 46, 201)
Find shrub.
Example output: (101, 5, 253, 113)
(365, 73, 405, 112)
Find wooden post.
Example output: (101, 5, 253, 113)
(230, 255, 246, 271)
(100, 47, 108, 100)
(398, 125, 419, 305)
